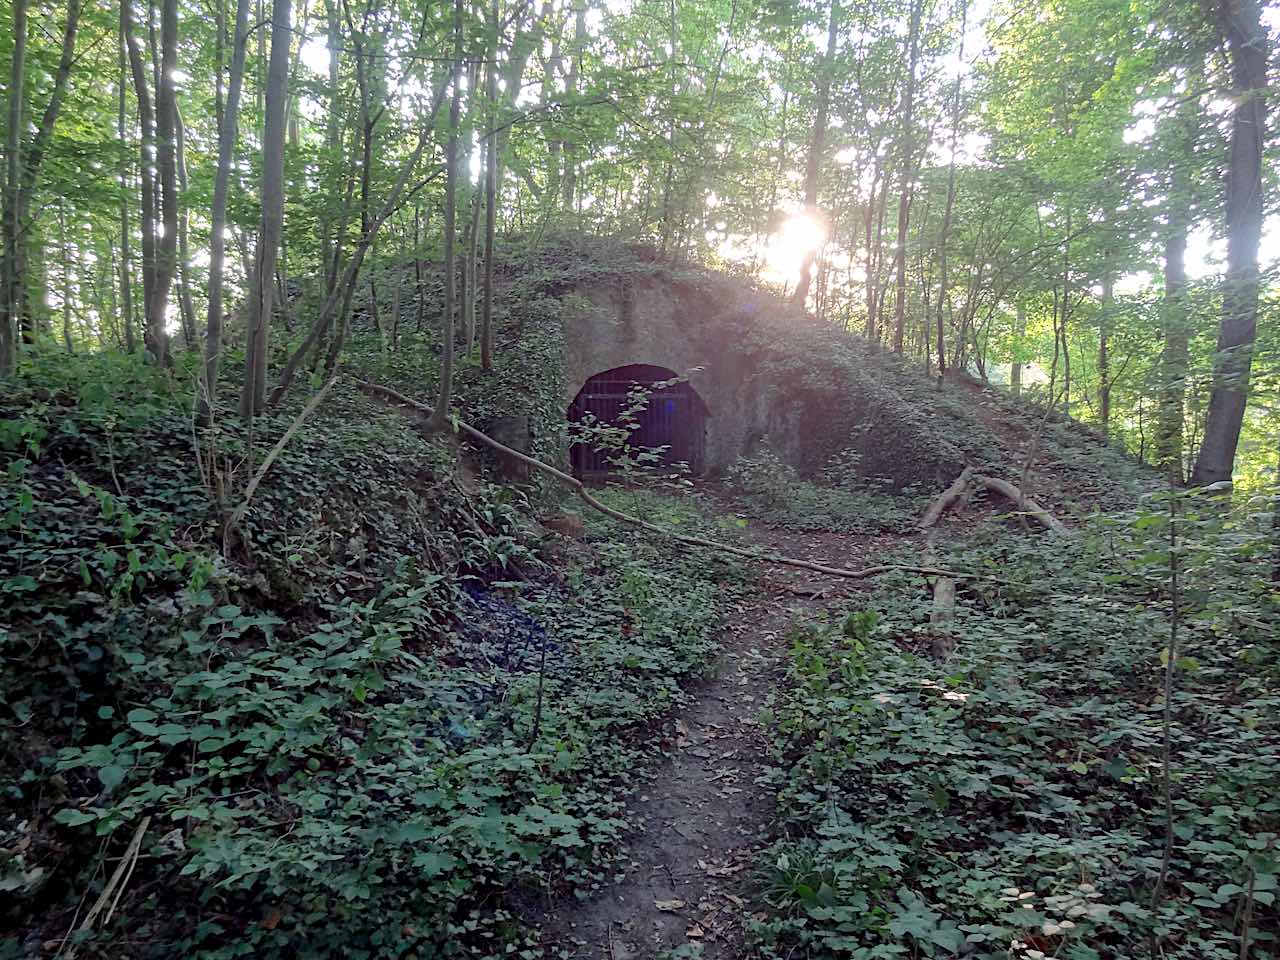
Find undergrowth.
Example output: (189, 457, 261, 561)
(726, 447, 925, 535)
(755, 500, 1278, 959)
(1, 351, 739, 958)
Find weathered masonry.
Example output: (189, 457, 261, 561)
(562, 279, 789, 478)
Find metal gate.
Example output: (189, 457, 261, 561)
(569, 365, 706, 479)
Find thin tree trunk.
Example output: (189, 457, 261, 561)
(238, 0, 291, 417)
(481, 20, 498, 372)
(59, 201, 73, 353)
(116, 25, 137, 355)
(1156, 194, 1190, 478)
(1, 0, 28, 378)
(933, 0, 966, 375)
(1191, 0, 1267, 486)
(414, 203, 426, 335)
(122, 0, 164, 362)
(1099, 259, 1114, 439)
(201, 0, 251, 417)
(429, 0, 464, 432)
(463, 176, 481, 354)
(174, 105, 198, 349)
(892, 0, 925, 353)
(791, 0, 839, 310)
(1010, 301, 1025, 395)
(562, 0, 587, 214)
(147, 0, 180, 366)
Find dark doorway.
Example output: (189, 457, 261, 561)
(568, 364, 707, 478)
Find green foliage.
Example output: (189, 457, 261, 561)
(727, 445, 924, 534)
(0, 354, 738, 957)
(754, 500, 1279, 959)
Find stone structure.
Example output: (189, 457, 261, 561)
(562, 279, 792, 474)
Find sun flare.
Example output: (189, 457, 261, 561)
(762, 212, 828, 286)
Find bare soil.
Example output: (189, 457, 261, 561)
(534, 520, 880, 959)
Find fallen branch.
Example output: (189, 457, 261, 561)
(919, 466, 973, 529)
(226, 374, 340, 536)
(61, 815, 151, 959)
(358, 380, 976, 583)
(971, 473, 1071, 536)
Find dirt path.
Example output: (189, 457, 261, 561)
(536, 518, 882, 959)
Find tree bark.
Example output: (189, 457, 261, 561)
(1191, 0, 1267, 487)
(1099, 258, 1114, 440)
(201, 0, 251, 417)
(3, 0, 82, 373)
(1, 0, 28, 378)
(174, 105, 198, 349)
(891, 0, 924, 353)
(238, 0, 291, 416)
(122, 0, 165, 362)
(791, 0, 839, 310)
(481, 15, 499, 372)
(152, 0, 179, 364)
(1010, 301, 1025, 395)
(429, 0, 464, 433)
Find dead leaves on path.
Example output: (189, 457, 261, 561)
(652, 883, 751, 946)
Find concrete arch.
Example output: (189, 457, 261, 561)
(562, 281, 781, 472)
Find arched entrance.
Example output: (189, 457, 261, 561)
(568, 364, 707, 478)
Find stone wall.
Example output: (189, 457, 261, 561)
(562, 279, 791, 473)
(559, 271, 968, 490)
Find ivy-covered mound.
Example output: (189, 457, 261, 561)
(755, 505, 1278, 959)
(477, 233, 1153, 507)
(0, 350, 739, 958)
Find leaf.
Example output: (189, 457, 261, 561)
(654, 899, 686, 912)
(98, 765, 127, 791)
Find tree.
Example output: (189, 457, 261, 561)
(428, 0, 464, 433)
(791, 0, 839, 310)
(238, 0, 291, 416)
(1, 0, 83, 377)
(199, 0, 252, 417)
(1191, 0, 1269, 486)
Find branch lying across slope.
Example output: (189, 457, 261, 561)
(971, 473, 1071, 536)
(920, 465, 973, 529)
(358, 380, 974, 583)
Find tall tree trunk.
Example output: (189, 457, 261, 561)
(320, 0, 341, 294)
(791, 0, 838, 310)
(238, 0, 291, 416)
(1155, 188, 1190, 479)
(933, 0, 966, 375)
(414, 204, 426, 335)
(152, 0, 179, 365)
(3, 0, 82, 373)
(174, 105, 198, 348)
(122, 0, 163, 361)
(0, 0, 28, 378)
(117, 23, 137, 355)
(201, 0, 251, 416)
(1099, 258, 1114, 440)
(59, 201, 74, 353)
(481, 16, 498, 372)
(1010, 301, 1025, 395)
(561, 0, 587, 213)
(1191, 0, 1267, 486)
(463, 177, 481, 354)
(891, 0, 925, 353)
(429, 0, 464, 432)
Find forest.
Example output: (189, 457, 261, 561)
(1, 0, 1277, 956)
